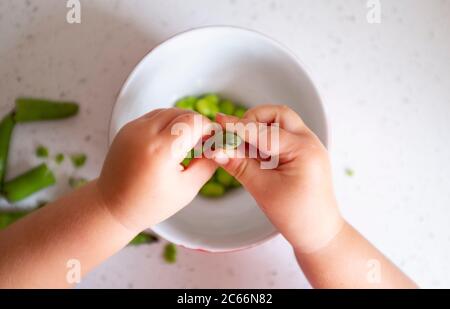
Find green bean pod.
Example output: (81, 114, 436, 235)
(3, 163, 56, 202)
(0, 113, 15, 187)
(14, 98, 79, 122)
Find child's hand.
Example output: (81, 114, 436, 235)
(97, 108, 217, 232)
(214, 105, 344, 253)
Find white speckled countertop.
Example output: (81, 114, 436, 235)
(0, 0, 449, 288)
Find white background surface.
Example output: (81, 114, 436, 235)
(0, 0, 449, 288)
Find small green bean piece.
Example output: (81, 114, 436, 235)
(70, 153, 87, 168)
(234, 106, 247, 118)
(216, 167, 233, 187)
(55, 153, 65, 164)
(36, 145, 49, 158)
(163, 243, 177, 263)
(2, 163, 56, 202)
(219, 99, 236, 115)
(175, 96, 197, 110)
(345, 168, 354, 177)
(14, 98, 79, 122)
(129, 232, 159, 246)
(200, 181, 225, 197)
(68, 177, 88, 189)
(0, 113, 15, 187)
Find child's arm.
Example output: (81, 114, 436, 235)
(214, 106, 417, 288)
(295, 221, 417, 288)
(0, 109, 216, 288)
(0, 181, 133, 288)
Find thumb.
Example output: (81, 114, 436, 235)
(212, 148, 261, 188)
(182, 157, 217, 188)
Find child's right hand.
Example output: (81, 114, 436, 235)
(214, 105, 344, 253)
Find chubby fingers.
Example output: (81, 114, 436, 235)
(146, 108, 195, 132)
(243, 104, 309, 135)
(211, 147, 262, 188)
(215, 112, 300, 160)
(138, 109, 217, 187)
(181, 157, 217, 188)
(162, 111, 216, 163)
(162, 112, 218, 186)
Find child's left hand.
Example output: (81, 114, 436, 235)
(96, 108, 217, 233)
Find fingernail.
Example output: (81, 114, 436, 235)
(213, 150, 229, 165)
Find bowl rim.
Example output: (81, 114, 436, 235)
(108, 25, 330, 253)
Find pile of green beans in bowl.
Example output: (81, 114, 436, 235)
(175, 94, 247, 198)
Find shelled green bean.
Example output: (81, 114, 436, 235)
(163, 243, 177, 263)
(199, 181, 226, 198)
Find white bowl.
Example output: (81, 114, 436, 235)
(109, 26, 328, 253)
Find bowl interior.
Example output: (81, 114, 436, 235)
(109, 27, 327, 252)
